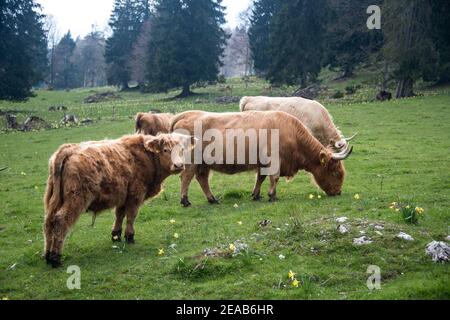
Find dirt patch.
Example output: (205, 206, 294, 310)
(21, 116, 50, 131)
(84, 91, 121, 104)
(214, 96, 241, 104)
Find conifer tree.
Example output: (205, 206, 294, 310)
(105, 0, 151, 89)
(267, 0, 328, 87)
(0, 0, 47, 100)
(248, 0, 281, 75)
(146, 0, 227, 97)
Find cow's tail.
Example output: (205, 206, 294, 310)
(135, 113, 146, 133)
(239, 96, 251, 112)
(44, 144, 75, 216)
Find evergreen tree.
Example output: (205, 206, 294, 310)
(430, 0, 450, 84)
(383, 0, 436, 98)
(267, 0, 328, 87)
(53, 31, 76, 89)
(105, 0, 151, 89)
(0, 0, 47, 100)
(248, 0, 281, 75)
(146, 0, 227, 97)
(325, 0, 383, 78)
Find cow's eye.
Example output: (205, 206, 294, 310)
(164, 148, 170, 153)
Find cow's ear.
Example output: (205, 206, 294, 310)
(319, 151, 330, 167)
(145, 137, 162, 154)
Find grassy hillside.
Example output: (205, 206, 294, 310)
(0, 77, 449, 300)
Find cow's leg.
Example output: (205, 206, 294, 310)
(180, 165, 196, 207)
(268, 175, 280, 202)
(47, 202, 85, 268)
(124, 204, 140, 244)
(196, 166, 219, 204)
(112, 206, 126, 242)
(252, 170, 267, 201)
(44, 213, 54, 262)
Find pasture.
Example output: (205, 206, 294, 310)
(0, 78, 449, 300)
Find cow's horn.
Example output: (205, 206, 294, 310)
(344, 133, 358, 142)
(332, 145, 353, 161)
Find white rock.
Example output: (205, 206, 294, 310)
(375, 231, 383, 236)
(353, 236, 373, 246)
(425, 241, 450, 263)
(396, 232, 414, 241)
(374, 225, 385, 231)
(446, 236, 450, 242)
(338, 225, 350, 234)
(336, 217, 348, 224)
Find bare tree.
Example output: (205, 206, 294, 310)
(129, 19, 152, 87)
(44, 15, 61, 88)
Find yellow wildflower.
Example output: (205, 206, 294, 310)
(288, 270, 296, 280)
(317, 195, 322, 199)
(169, 219, 176, 224)
(237, 221, 243, 226)
(415, 207, 424, 214)
(395, 208, 400, 212)
(229, 243, 236, 252)
(354, 194, 360, 200)
(158, 248, 165, 256)
(233, 203, 239, 208)
(309, 194, 315, 200)
(292, 279, 300, 288)
(173, 233, 179, 239)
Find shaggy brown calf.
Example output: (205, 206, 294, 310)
(44, 133, 192, 267)
(171, 111, 353, 206)
(135, 112, 174, 135)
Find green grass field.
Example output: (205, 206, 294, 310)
(0, 77, 449, 300)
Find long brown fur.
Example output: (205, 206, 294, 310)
(135, 112, 174, 136)
(43, 133, 186, 267)
(171, 110, 348, 206)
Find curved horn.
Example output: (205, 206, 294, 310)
(332, 145, 353, 161)
(344, 133, 358, 142)
(334, 140, 347, 150)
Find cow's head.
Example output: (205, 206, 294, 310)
(313, 145, 353, 196)
(329, 133, 358, 151)
(136, 113, 171, 136)
(145, 133, 196, 172)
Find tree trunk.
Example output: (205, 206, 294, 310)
(381, 60, 389, 91)
(395, 77, 414, 98)
(179, 83, 193, 98)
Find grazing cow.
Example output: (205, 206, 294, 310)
(240, 96, 356, 150)
(44, 133, 193, 267)
(171, 110, 353, 207)
(135, 112, 174, 136)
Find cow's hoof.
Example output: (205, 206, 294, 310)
(208, 197, 220, 205)
(181, 197, 191, 207)
(252, 194, 262, 201)
(125, 234, 135, 244)
(49, 253, 62, 268)
(268, 195, 278, 203)
(112, 230, 122, 242)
